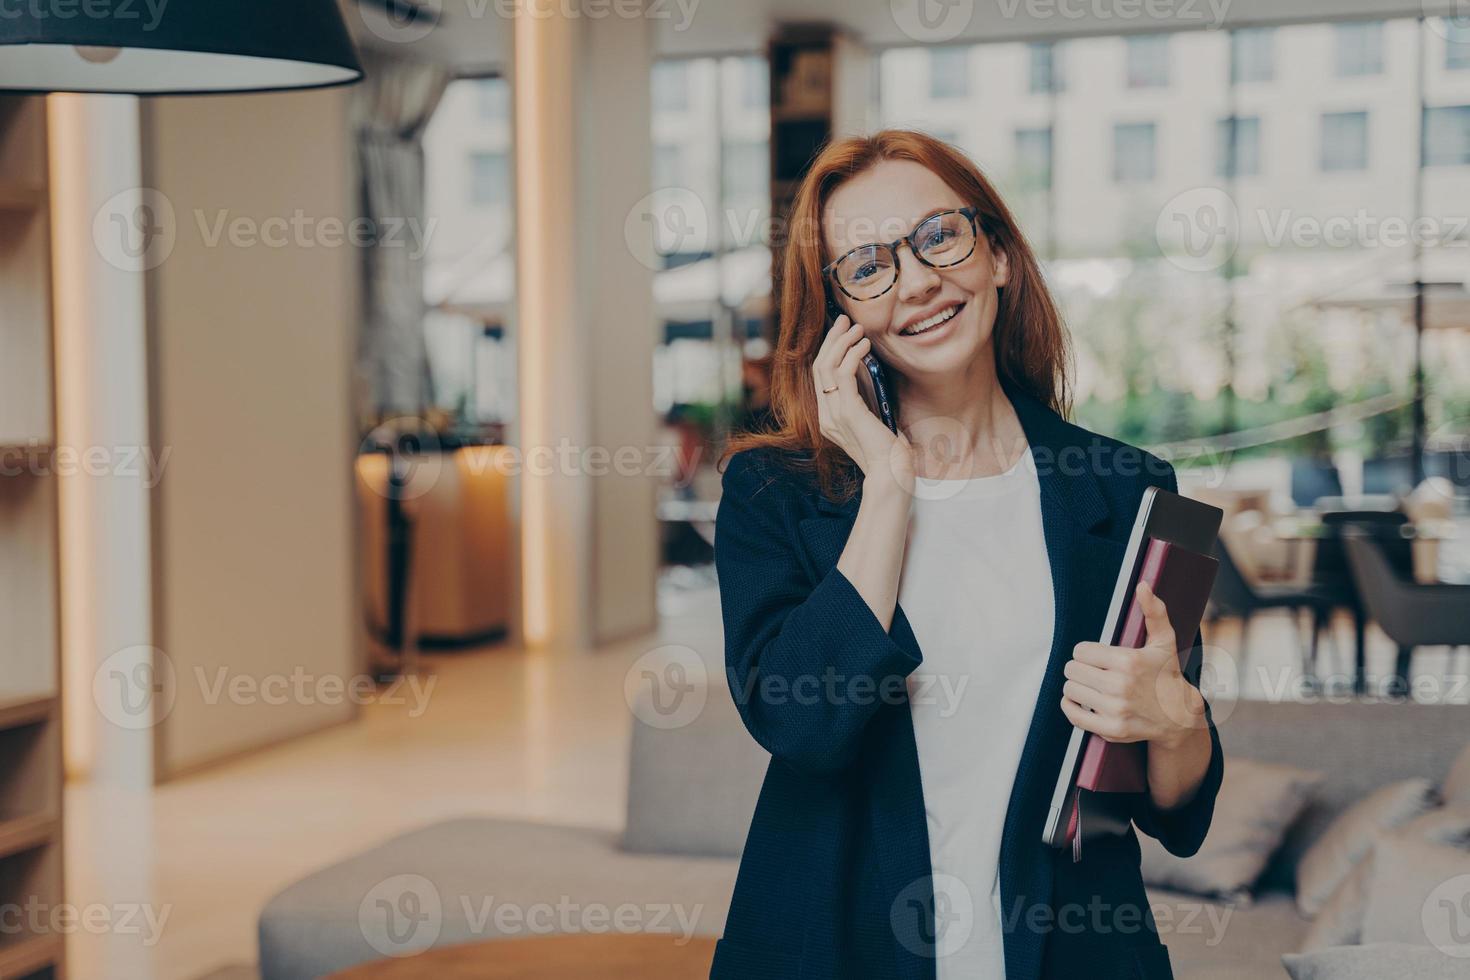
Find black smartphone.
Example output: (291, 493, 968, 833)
(826, 299, 898, 434)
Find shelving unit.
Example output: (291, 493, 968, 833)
(764, 24, 872, 343)
(0, 94, 65, 980)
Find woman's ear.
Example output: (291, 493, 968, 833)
(990, 236, 1011, 289)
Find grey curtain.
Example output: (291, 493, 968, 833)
(352, 46, 453, 419)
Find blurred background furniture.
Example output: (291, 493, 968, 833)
(1209, 539, 1337, 686)
(328, 934, 717, 979)
(1343, 531, 1470, 697)
(0, 93, 65, 980)
(356, 437, 513, 667)
(260, 672, 1470, 980)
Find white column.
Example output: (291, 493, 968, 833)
(49, 91, 156, 980)
(513, 5, 658, 651)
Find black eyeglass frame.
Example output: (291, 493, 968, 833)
(821, 206, 986, 302)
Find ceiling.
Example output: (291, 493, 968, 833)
(347, 0, 1464, 74)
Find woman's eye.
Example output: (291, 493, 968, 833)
(920, 228, 954, 251)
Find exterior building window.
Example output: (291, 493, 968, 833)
(1334, 21, 1384, 76)
(469, 151, 508, 206)
(1424, 105, 1470, 166)
(1215, 116, 1261, 178)
(1028, 42, 1063, 94)
(1231, 27, 1275, 83)
(929, 46, 970, 100)
(1015, 126, 1053, 190)
(1113, 122, 1157, 183)
(1320, 110, 1369, 172)
(1125, 35, 1169, 88)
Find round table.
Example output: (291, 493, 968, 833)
(328, 934, 718, 979)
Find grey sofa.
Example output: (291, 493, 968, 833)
(258, 690, 1468, 979)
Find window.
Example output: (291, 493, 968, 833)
(1334, 22, 1383, 76)
(739, 58, 768, 109)
(476, 77, 509, 121)
(1014, 127, 1053, 190)
(1424, 105, 1470, 166)
(1215, 115, 1261, 177)
(468, 151, 508, 206)
(722, 140, 768, 204)
(653, 61, 690, 112)
(1320, 111, 1368, 171)
(1113, 122, 1156, 182)
(1028, 42, 1063, 94)
(929, 46, 970, 99)
(1125, 35, 1169, 88)
(653, 143, 683, 189)
(1231, 28, 1274, 83)
(1447, 18, 1470, 70)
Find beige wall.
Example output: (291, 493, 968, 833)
(141, 89, 359, 778)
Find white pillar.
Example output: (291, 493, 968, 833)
(49, 92, 156, 980)
(513, 5, 658, 651)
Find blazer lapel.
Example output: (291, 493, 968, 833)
(996, 376, 1127, 980)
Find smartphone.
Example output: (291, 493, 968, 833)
(827, 299, 898, 434)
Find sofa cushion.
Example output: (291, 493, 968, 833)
(1443, 743, 1470, 805)
(1301, 804, 1470, 953)
(1360, 833, 1470, 951)
(257, 818, 738, 980)
(1294, 778, 1437, 916)
(1140, 758, 1323, 901)
(1211, 700, 1468, 889)
(1149, 888, 1306, 980)
(621, 681, 768, 858)
(1284, 943, 1468, 979)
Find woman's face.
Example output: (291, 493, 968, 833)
(822, 159, 1009, 383)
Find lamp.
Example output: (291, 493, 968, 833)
(0, 0, 363, 94)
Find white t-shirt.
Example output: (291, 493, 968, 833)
(897, 447, 1054, 979)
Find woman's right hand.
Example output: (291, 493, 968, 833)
(812, 315, 914, 497)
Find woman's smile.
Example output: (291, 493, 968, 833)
(895, 299, 967, 344)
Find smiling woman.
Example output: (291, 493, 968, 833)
(713, 129, 1222, 980)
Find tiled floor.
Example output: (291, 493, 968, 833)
(63, 577, 1466, 979)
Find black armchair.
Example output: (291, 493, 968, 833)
(1342, 531, 1470, 697)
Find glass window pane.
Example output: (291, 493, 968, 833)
(469, 151, 508, 206)
(1334, 21, 1384, 76)
(1231, 27, 1275, 83)
(1320, 110, 1369, 171)
(1424, 105, 1470, 166)
(929, 46, 970, 99)
(1125, 35, 1169, 89)
(1215, 116, 1261, 178)
(1113, 122, 1157, 182)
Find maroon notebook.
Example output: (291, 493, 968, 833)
(1062, 538, 1219, 857)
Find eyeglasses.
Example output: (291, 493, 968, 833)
(822, 206, 983, 302)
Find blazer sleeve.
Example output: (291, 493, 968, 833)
(1130, 463, 1226, 858)
(713, 452, 922, 776)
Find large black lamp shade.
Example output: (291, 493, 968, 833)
(0, 0, 363, 95)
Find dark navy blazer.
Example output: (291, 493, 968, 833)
(710, 376, 1224, 980)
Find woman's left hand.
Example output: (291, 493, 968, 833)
(1059, 580, 1206, 750)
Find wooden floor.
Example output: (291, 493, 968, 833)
(62, 580, 1467, 980)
